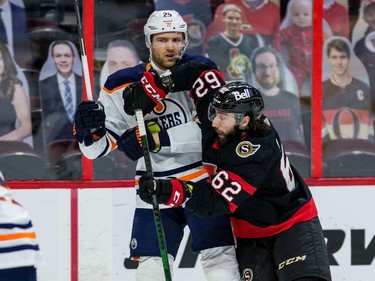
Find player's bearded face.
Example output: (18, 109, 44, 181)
(212, 111, 243, 147)
(150, 32, 185, 69)
(215, 126, 242, 147)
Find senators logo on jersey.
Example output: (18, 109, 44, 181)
(236, 141, 260, 158)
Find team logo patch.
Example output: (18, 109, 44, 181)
(130, 238, 138, 250)
(228, 49, 251, 80)
(184, 17, 205, 48)
(236, 141, 260, 158)
(148, 98, 188, 131)
(241, 268, 253, 281)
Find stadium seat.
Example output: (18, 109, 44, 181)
(57, 152, 116, 180)
(22, 68, 45, 156)
(22, 68, 40, 101)
(112, 149, 137, 180)
(0, 152, 46, 180)
(28, 27, 70, 70)
(0, 140, 33, 154)
(323, 139, 375, 177)
(47, 139, 79, 165)
(46, 139, 116, 180)
(283, 140, 311, 178)
(45, 139, 79, 179)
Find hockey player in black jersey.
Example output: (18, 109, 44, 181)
(130, 78, 332, 280)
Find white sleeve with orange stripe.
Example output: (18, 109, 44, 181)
(78, 85, 137, 159)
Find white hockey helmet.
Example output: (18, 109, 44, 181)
(144, 10, 188, 48)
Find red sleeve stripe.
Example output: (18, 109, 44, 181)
(227, 170, 257, 195)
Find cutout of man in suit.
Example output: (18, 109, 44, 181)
(39, 40, 82, 146)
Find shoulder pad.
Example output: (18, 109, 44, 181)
(103, 63, 146, 91)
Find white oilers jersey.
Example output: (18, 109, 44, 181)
(0, 177, 44, 269)
(79, 61, 208, 209)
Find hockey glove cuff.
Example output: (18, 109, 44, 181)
(116, 121, 163, 161)
(138, 175, 194, 207)
(141, 70, 169, 98)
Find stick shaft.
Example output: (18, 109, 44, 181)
(73, 0, 93, 101)
(135, 110, 172, 281)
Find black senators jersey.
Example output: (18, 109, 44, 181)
(185, 69, 318, 238)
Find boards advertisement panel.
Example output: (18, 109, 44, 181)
(12, 185, 375, 281)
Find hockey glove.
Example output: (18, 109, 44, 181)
(138, 175, 194, 207)
(165, 61, 216, 92)
(116, 121, 165, 161)
(142, 70, 170, 98)
(74, 101, 106, 146)
(123, 81, 156, 116)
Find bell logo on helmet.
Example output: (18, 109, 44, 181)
(233, 89, 253, 101)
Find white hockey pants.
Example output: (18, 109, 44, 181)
(201, 245, 240, 281)
(136, 246, 240, 281)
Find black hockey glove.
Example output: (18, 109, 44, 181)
(74, 101, 106, 146)
(138, 175, 194, 207)
(163, 61, 215, 92)
(116, 121, 162, 161)
(123, 81, 156, 116)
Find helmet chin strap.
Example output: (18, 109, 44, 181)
(148, 45, 154, 65)
(180, 41, 188, 57)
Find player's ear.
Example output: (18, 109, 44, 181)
(239, 116, 250, 130)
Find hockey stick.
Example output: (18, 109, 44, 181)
(135, 110, 172, 281)
(73, 0, 93, 101)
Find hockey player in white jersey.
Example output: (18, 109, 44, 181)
(0, 171, 44, 280)
(73, 10, 240, 281)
